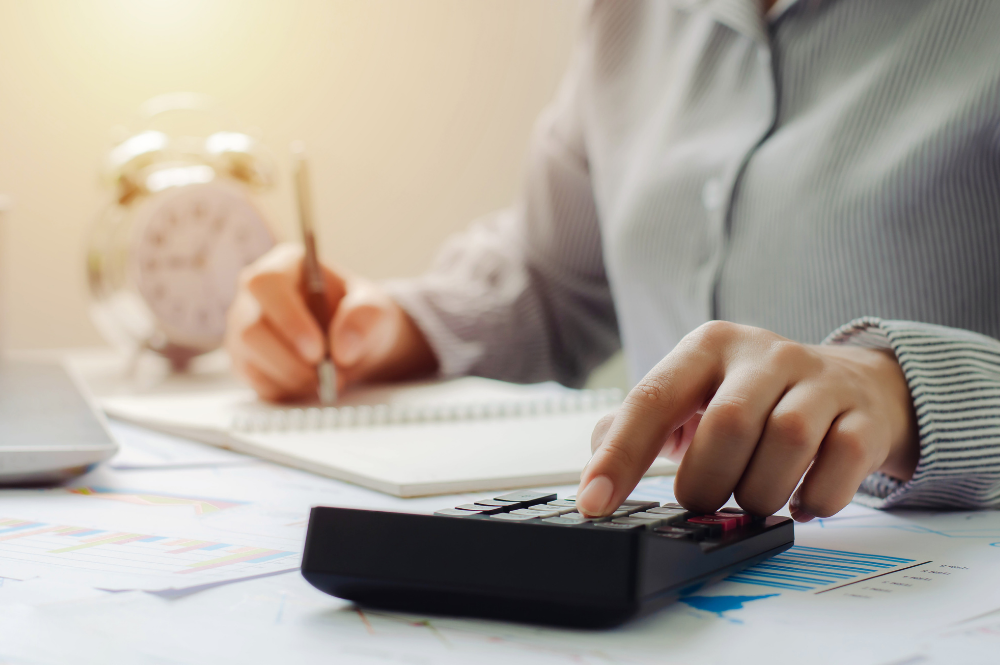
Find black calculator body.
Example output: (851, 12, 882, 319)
(302, 492, 793, 628)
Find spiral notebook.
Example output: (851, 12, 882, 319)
(97, 376, 678, 497)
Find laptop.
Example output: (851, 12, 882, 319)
(0, 362, 117, 485)
(0, 197, 117, 484)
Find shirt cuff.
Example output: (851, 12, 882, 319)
(382, 277, 484, 379)
(825, 317, 1000, 510)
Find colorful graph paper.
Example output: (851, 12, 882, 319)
(0, 516, 297, 587)
(67, 487, 246, 515)
(727, 546, 916, 592)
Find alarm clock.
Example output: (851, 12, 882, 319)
(87, 95, 276, 368)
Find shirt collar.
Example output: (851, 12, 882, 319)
(675, 0, 802, 44)
(700, 0, 769, 44)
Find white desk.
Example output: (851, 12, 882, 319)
(1, 420, 998, 664)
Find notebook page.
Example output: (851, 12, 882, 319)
(99, 377, 579, 438)
(232, 411, 677, 497)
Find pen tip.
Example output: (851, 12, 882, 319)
(318, 361, 337, 405)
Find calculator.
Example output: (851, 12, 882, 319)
(301, 491, 794, 627)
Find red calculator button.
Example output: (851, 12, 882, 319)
(687, 515, 739, 532)
(715, 511, 750, 527)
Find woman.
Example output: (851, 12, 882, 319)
(226, 0, 1000, 521)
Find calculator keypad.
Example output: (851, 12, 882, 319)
(433, 495, 762, 542)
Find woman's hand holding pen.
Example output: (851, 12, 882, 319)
(225, 243, 437, 402)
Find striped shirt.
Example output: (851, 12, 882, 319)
(386, 0, 1000, 510)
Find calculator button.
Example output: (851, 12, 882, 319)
(529, 505, 575, 515)
(546, 499, 577, 508)
(491, 513, 539, 521)
(511, 508, 558, 517)
(493, 491, 557, 505)
(455, 503, 504, 514)
(564, 511, 612, 522)
(660, 503, 685, 510)
(715, 508, 751, 526)
(670, 524, 708, 540)
(525, 509, 563, 517)
(474, 500, 519, 508)
(620, 500, 659, 511)
(629, 512, 669, 521)
(677, 523, 711, 540)
(596, 522, 643, 530)
(541, 517, 590, 526)
(612, 517, 665, 527)
(652, 526, 695, 540)
(434, 508, 483, 517)
(687, 515, 739, 533)
(647, 506, 688, 516)
(640, 511, 687, 525)
(713, 513, 742, 526)
(717, 508, 752, 526)
(683, 519, 719, 536)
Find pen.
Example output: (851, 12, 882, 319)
(291, 142, 337, 404)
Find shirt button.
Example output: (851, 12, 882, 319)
(702, 178, 725, 212)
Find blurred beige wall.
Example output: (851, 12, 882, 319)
(0, 0, 580, 350)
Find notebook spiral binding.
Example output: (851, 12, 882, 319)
(230, 387, 624, 434)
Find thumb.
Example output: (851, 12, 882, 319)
(331, 281, 399, 373)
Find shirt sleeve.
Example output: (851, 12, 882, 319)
(382, 39, 620, 388)
(825, 317, 1000, 510)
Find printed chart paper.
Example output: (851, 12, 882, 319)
(0, 487, 302, 592)
(0, 516, 297, 592)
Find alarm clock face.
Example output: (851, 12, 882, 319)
(129, 181, 274, 350)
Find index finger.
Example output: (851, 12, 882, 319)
(576, 340, 721, 517)
(242, 244, 346, 363)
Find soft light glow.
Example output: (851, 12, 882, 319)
(205, 132, 254, 155)
(108, 130, 168, 169)
(146, 165, 215, 192)
(140, 92, 216, 119)
(109, 0, 215, 36)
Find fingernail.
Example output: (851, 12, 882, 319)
(298, 336, 323, 363)
(789, 494, 814, 523)
(577, 475, 614, 516)
(336, 327, 365, 366)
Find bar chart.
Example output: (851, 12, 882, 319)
(726, 545, 918, 592)
(0, 516, 299, 591)
(67, 486, 246, 515)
